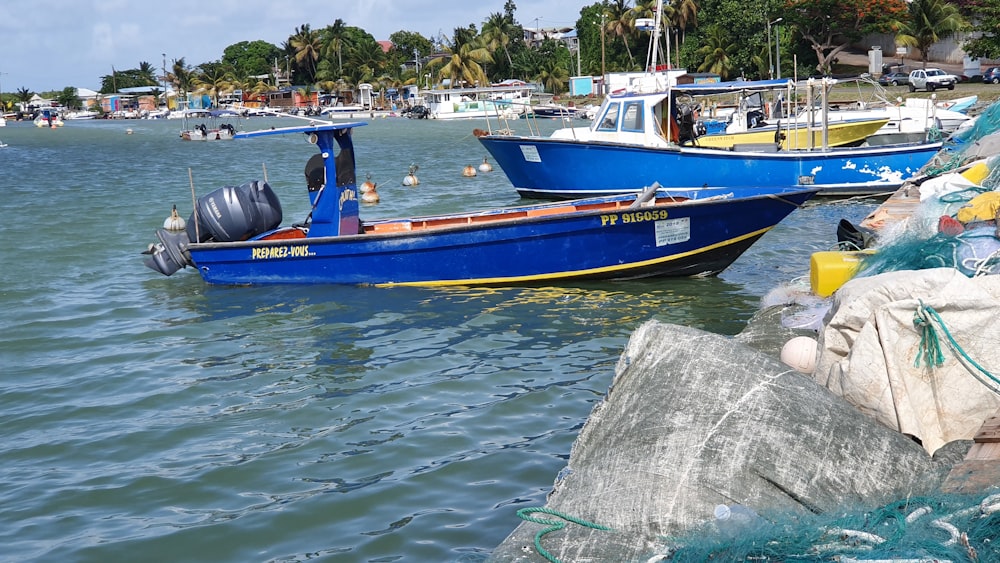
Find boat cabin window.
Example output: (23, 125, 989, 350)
(598, 102, 621, 131)
(621, 101, 644, 132)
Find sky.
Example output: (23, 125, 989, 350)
(0, 0, 587, 93)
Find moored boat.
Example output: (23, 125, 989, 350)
(421, 84, 531, 120)
(141, 121, 818, 285)
(179, 109, 238, 141)
(33, 108, 64, 127)
(477, 77, 942, 199)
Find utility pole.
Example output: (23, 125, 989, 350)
(162, 53, 167, 109)
(600, 13, 606, 94)
(767, 18, 783, 79)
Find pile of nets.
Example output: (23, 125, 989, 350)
(922, 102, 1000, 177)
(659, 491, 1000, 562)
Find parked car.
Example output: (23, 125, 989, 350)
(879, 71, 910, 86)
(984, 67, 1000, 84)
(908, 68, 957, 92)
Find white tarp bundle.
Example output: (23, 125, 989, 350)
(815, 267, 1000, 455)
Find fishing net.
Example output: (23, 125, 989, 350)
(922, 102, 1000, 176)
(658, 491, 1000, 562)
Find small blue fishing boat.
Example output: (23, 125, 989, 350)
(142, 122, 818, 286)
(477, 79, 942, 199)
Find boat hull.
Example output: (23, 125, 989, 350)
(478, 135, 941, 198)
(183, 188, 817, 286)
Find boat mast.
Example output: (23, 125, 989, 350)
(645, 0, 665, 72)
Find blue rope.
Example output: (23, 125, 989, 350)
(913, 300, 1000, 391)
(516, 507, 612, 563)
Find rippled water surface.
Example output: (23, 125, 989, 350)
(0, 115, 876, 561)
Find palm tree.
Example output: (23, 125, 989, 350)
(482, 12, 516, 68)
(535, 57, 570, 94)
(605, 0, 636, 68)
(426, 30, 493, 88)
(669, 0, 698, 67)
(16, 87, 33, 110)
(137, 61, 158, 85)
(695, 25, 737, 79)
(894, 0, 967, 67)
(290, 24, 322, 83)
(322, 19, 350, 77)
(169, 58, 195, 101)
(349, 38, 387, 82)
(194, 64, 234, 107)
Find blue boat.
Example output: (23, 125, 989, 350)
(477, 79, 942, 199)
(142, 122, 818, 286)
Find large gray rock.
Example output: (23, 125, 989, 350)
(489, 320, 958, 562)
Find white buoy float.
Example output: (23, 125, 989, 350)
(163, 205, 187, 231)
(403, 164, 419, 186)
(780, 336, 818, 374)
(360, 172, 377, 194)
(478, 157, 493, 173)
(126, 128, 134, 135)
(462, 164, 477, 177)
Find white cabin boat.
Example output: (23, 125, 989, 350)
(420, 84, 532, 120)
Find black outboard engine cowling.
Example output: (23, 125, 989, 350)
(187, 180, 282, 243)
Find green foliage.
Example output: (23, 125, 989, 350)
(895, 0, 967, 65)
(964, 1, 1000, 59)
(785, 0, 909, 74)
(99, 65, 159, 94)
(55, 86, 81, 110)
(222, 40, 282, 80)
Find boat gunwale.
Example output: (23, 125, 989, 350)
(188, 188, 817, 250)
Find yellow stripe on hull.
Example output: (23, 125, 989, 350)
(376, 226, 774, 287)
(697, 118, 890, 150)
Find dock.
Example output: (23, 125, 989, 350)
(942, 413, 1000, 494)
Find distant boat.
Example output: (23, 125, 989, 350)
(937, 95, 978, 114)
(141, 121, 819, 285)
(33, 108, 63, 127)
(526, 104, 581, 119)
(64, 110, 99, 120)
(179, 109, 237, 141)
(420, 84, 532, 120)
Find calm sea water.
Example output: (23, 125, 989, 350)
(0, 114, 876, 562)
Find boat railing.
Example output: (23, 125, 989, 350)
(479, 99, 580, 138)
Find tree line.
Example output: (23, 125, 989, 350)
(5, 0, 994, 111)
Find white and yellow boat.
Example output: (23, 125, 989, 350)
(696, 117, 889, 150)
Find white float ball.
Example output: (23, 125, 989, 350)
(780, 336, 818, 373)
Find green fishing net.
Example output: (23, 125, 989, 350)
(660, 491, 999, 562)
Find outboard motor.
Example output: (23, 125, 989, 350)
(746, 109, 766, 128)
(186, 180, 282, 243)
(143, 228, 193, 276)
(143, 180, 282, 276)
(677, 101, 703, 146)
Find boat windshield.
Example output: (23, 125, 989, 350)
(597, 102, 621, 131)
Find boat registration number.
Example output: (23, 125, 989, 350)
(251, 245, 312, 260)
(599, 212, 689, 246)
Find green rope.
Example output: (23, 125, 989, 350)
(516, 507, 612, 563)
(937, 186, 988, 204)
(913, 301, 946, 368)
(913, 300, 1000, 391)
